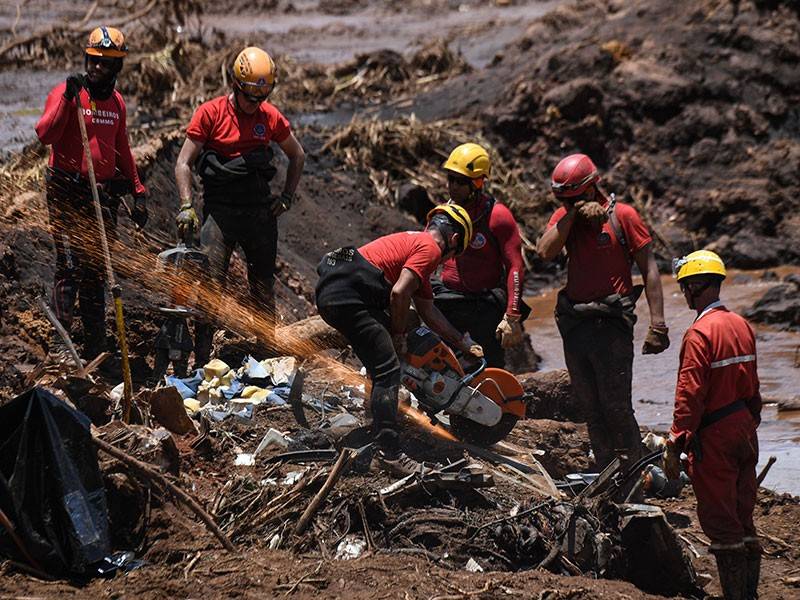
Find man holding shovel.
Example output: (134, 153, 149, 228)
(36, 26, 147, 360)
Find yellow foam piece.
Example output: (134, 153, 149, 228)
(184, 398, 201, 415)
(203, 359, 230, 381)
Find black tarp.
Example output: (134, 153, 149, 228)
(0, 387, 110, 576)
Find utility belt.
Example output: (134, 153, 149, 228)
(315, 247, 392, 310)
(432, 279, 532, 321)
(197, 147, 276, 207)
(699, 399, 749, 431)
(690, 399, 753, 462)
(45, 167, 124, 216)
(554, 284, 643, 337)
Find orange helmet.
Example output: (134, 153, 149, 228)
(232, 47, 276, 97)
(85, 26, 127, 58)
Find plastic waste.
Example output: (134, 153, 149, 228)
(335, 535, 366, 560)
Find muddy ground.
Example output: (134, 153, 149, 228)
(1, 0, 799, 598)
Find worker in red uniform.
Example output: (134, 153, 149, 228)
(664, 250, 761, 600)
(433, 143, 529, 368)
(537, 153, 669, 470)
(316, 205, 484, 475)
(174, 46, 305, 363)
(35, 26, 147, 358)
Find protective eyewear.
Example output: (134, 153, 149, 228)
(86, 55, 118, 67)
(236, 82, 270, 103)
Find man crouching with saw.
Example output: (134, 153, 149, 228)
(315, 205, 484, 476)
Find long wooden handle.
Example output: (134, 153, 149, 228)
(73, 92, 133, 420)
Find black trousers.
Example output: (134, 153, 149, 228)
(195, 204, 278, 363)
(317, 304, 402, 451)
(434, 294, 506, 368)
(561, 318, 642, 469)
(45, 171, 118, 355)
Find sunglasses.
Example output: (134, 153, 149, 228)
(86, 55, 117, 67)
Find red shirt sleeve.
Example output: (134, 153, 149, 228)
(490, 204, 525, 316)
(268, 104, 291, 144)
(403, 237, 441, 300)
(35, 83, 72, 146)
(670, 327, 712, 448)
(546, 206, 567, 230)
(617, 203, 652, 253)
(186, 102, 214, 145)
(113, 95, 146, 196)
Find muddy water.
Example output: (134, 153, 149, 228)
(525, 270, 800, 495)
(0, 69, 68, 154)
(208, 1, 561, 67)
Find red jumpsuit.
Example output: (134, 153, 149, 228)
(670, 302, 761, 547)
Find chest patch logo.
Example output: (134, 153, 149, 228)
(596, 231, 612, 247)
(253, 123, 266, 138)
(470, 232, 487, 249)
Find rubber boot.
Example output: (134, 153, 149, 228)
(713, 548, 748, 600)
(744, 538, 761, 599)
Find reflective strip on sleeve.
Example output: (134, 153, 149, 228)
(710, 354, 756, 369)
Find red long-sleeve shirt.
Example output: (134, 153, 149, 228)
(670, 303, 761, 447)
(35, 83, 145, 195)
(440, 197, 525, 316)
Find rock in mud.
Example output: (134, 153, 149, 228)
(520, 369, 584, 422)
(744, 277, 800, 331)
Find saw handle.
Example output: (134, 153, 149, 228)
(460, 358, 487, 386)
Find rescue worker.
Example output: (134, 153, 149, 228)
(174, 46, 305, 363)
(316, 205, 484, 475)
(536, 153, 669, 469)
(664, 250, 761, 600)
(433, 143, 529, 368)
(35, 26, 147, 359)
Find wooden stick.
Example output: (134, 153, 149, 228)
(90, 435, 236, 552)
(73, 91, 133, 420)
(0, 507, 48, 576)
(35, 296, 88, 377)
(294, 448, 356, 535)
(757, 456, 777, 486)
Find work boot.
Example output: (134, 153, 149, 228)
(371, 448, 424, 477)
(744, 538, 761, 599)
(712, 548, 748, 600)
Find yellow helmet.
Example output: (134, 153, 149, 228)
(85, 27, 127, 58)
(426, 203, 474, 254)
(232, 47, 276, 97)
(673, 250, 727, 282)
(443, 143, 491, 183)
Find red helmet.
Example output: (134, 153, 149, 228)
(551, 154, 600, 198)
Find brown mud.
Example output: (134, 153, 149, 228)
(1, 0, 799, 598)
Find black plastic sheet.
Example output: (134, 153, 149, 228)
(0, 387, 110, 576)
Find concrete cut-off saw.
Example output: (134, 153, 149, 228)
(401, 326, 525, 445)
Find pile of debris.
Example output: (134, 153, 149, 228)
(0, 340, 702, 598)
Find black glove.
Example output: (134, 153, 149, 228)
(270, 190, 295, 216)
(64, 74, 86, 101)
(131, 195, 148, 229)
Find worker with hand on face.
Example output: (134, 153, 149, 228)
(174, 47, 305, 363)
(433, 143, 530, 369)
(315, 205, 483, 477)
(536, 153, 668, 471)
(35, 26, 147, 360)
(664, 250, 761, 600)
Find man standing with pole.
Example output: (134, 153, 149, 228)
(664, 251, 762, 600)
(36, 26, 144, 418)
